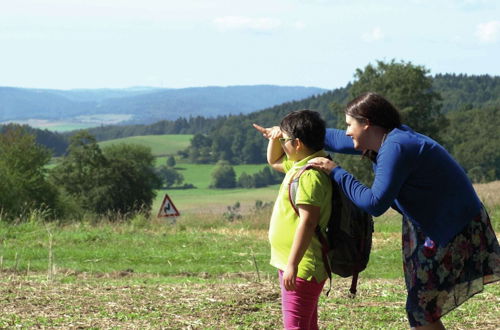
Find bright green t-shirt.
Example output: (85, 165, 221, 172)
(268, 150, 332, 282)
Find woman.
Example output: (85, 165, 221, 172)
(305, 92, 500, 329)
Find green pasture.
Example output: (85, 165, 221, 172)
(152, 162, 279, 215)
(153, 185, 279, 216)
(0, 212, 405, 280)
(48, 123, 99, 132)
(0, 211, 498, 328)
(98, 134, 193, 157)
(166, 162, 272, 188)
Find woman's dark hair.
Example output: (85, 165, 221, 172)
(280, 110, 325, 152)
(346, 92, 402, 162)
(345, 92, 402, 130)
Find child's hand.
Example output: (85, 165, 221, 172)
(252, 124, 282, 140)
(283, 265, 298, 291)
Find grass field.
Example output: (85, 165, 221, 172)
(99, 134, 193, 157)
(0, 193, 499, 328)
(15, 128, 500, 329)
(152, 162, 279, 215)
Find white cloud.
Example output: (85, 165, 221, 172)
(213, 16, 282, 32)
(476, 20, 500, 43)
(363, 27, 384, 42)
(294, 20, 306, 30)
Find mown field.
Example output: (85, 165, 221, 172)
(153, 162, 278, 215)
(0, 181, 499, 328)
(99, 134, 193, 157)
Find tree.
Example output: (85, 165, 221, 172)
(50, 131, 109, 213)
(51, 131, 161, 216)
(102, 144, 162, 214)
(166, 155, 176, 168)
(0, 126, 58, 218)
(237, 172, 253, 188)
(348, 59, 447, 140)
(442, 105, 500, 182)
(157, 165, 184, 187)
(332, 60, 448, 185)
(210, 161, 236, 188)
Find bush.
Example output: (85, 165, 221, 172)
(210, 161, 236, 188)
(50, 131, 161, 217)
(0, 126, 59, 220)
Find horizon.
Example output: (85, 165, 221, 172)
(1, 70, 499, 92)
(1, 0, 499, 90)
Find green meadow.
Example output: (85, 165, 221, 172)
(153, 161, 278, 215)
(0, 204, 498, 328)
(4, 135, 497, 328)
(99, 134, 193, 156)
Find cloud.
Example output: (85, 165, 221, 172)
(294, 20, 306, 30)
(476, 20, 500, 43)
(213, 16, 282, 32)
(363, 27, 384, 42)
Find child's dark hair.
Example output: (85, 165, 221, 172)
(280, 110, 325, 151)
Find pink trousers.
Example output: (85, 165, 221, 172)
(278, 270, 326, 330)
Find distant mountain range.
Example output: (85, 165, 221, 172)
(0, 85, 327, 125)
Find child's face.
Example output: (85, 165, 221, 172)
(280, 131, 298, 160)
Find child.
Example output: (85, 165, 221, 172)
(253, 110, 332, 330)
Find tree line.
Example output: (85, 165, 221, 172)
(1, 60, 499, 223)
(178, 60, 500, 184)
(0, 126, 283, 221)
(0, 128, 161, 221)
(6, 66, 499, 181)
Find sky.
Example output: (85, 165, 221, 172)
(1, 0, 499, 90)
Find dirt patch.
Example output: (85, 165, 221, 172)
(0, 274, 498, 329)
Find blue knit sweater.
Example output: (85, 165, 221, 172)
(325, 125, 482, 245)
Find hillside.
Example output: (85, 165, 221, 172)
(0, 85, 326, 125)
(98, 134, 192, 157)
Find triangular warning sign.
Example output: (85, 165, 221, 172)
(157, 194, 180, 217)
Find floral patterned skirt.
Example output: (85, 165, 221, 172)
(402, 207, 500, 327)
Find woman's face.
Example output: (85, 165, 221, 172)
(345, 114, 368, 150)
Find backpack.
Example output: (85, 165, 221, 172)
(288, 164, 374, 296)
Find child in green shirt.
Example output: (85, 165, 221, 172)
(253, 110, 332, 329)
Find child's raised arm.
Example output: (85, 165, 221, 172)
(252, 123, 285, 173)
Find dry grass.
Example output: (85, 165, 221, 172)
(474, 180, 500, 208)
(0, 273, 498, 329)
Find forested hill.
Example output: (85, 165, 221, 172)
(68, 64, 498, 183)
(78, 73, 500, 141)
(433, 74, 500, 113)
(2, 68, 500, 181)
(0, 85, 326, 123)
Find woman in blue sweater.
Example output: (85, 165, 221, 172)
(308, 92, 500, 329)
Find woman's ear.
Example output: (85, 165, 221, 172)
(361, 119, 371, 130)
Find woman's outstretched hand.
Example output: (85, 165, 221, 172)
(252, 124, 282, 139)
(308, 157, 338, 174)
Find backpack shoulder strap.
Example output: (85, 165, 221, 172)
(287, 164, 314, 216)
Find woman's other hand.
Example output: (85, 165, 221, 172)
(308, 157, 338, 174)
(252, 124, 282, 139)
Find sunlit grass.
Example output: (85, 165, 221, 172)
(98, 134, 193, 157)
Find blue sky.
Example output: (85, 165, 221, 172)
(1, 0, 499, 90)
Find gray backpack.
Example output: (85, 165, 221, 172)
(288, 164, 374, 296)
